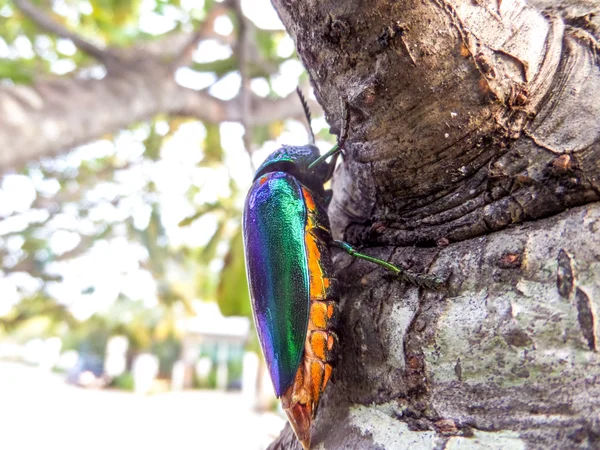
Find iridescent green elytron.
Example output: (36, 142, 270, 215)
(242, 90, 444, 449)
(244, 170, 311, 395)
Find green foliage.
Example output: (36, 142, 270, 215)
(0, 294, 74, 334)
(62, 316, 112, 357)
(191, 58, 237, 77)
(205, 365, 218, 389)
(255, 28, 283, 60)
(152, 335, 182, 377)
(217, 228, 251, 317)
(227, 357, 243, 389)
(252, 121, 285, 147)
(203, 123, 223, 165)
(198, 219, 226, 263)
(144, 122, 165, 161)
(193, 368, 217, 389)
(0, 58, 35, 83)
(111, 371, 135, 391)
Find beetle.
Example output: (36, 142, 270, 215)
(242, 89, 442, 449)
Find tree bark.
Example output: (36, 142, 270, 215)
(269, 0, 600, 448)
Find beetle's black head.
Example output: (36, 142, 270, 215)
(253, 144, 329, 192)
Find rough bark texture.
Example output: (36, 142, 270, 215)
(269, 0, 600, 448)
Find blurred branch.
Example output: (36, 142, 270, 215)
(2, 257, 40, 276)
(233, 0, 255, 169)
(140, 30, 234, 60)
(13, 0, 120, 69)
(176, 87, 322, 125)
(0, 1, 321, 174)
(52, 233, 100, 262)
(0, 298, 73, 330)
(0, 71, 320, 171)
(178, 203, 222, 227)
(191, 56, 285, 78)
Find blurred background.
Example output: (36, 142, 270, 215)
(0, 0, 335, 448)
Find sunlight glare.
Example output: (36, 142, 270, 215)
(56, 39, 76, 56)
(250, 78, 270, 97)
(241, 0, 285, 30)
(78, 1, 93, 15)
(49, 230, 81, 256)
(221, 122, 253, 190)
(214, 15, 234, 36)
(209, 72, 241, 100)
(121, 269, 158, 307)
(175, 67, 217, 90)
(277, 34, 295, 58)
(271, 60, 304, 97)
(0, 38, 9, 59)
(139, 11, 178, 35)
(194, 40, 233, 63)
(13, 36, 34, 59)
(2, 175, 36, 214)
(161, 122, 206, 163)
(50, 59, 76, 75)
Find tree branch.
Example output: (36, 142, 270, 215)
(0, 1, 323, 171)
(232, 0, 254, 169)
(174, 86, 322, 126)
(13, 0, 119, 67)
(140, 30, 234, 61)
(0, 68, 321, 172)
(0, 298, 73, 330)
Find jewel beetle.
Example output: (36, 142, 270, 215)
(242, 89, 442, 449)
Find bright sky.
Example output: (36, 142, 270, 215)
(0, 0, 334, 321)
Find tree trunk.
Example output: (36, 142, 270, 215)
(269, 0, 600, 448)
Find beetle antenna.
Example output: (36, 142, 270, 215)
(296, 87, 315, 145)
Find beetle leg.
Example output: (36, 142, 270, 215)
(308, 143, 339, 171)
(331, 240, 446, 290)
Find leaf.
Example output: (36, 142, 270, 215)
(0, 293, 74, 332)
(0, 59, 35, 83)
(255, 28, 278, 60)
(202, 123, 223, 165)
(139, 205, 169, 276)
(251, 120, 293, 147)
(144, 122, 164, 160)
(252, 125, 271, 147)
(217, 228, 251, 317)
